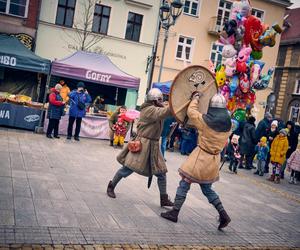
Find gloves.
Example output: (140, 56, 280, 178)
(191, 91, 203, 100)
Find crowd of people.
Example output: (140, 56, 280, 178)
(224, 113, 300, 184)
(46, 81, 91, 141)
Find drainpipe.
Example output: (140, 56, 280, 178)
(33, 0, 42, 52)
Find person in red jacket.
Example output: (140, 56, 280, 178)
(46, 84, 65, 139)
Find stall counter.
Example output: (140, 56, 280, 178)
(43, 113, 131, 140)
(0, 102, 42, 131)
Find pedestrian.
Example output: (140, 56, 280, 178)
(160, 117, 176, 160)
(239, 116, 257, 170)
(112, 116, 128, 148)
(264, 120, 279, 173)
(59, 79, 70, 103)
(161, 93, 232, 230)
(255, 112, 273, 142)
(46, 84, 65, 139)
(280, 121, 299, 179)
(67, 82, 92, 141)
(108, 106, 127, 146)
(227, 134, 241, 174)
(268, 129, 289, 184)
(179, 127, 197, 156)
(253, 136, 269, 176)
(287, 149, 300, 184)
(106, 88, 174, 207)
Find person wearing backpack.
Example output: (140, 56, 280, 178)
(67, 82, 91, 141)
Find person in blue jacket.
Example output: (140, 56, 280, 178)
(67, 82, 92, 141)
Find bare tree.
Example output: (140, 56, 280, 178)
(64, 0, 104, 51)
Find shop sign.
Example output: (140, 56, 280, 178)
(0, 55, 17, 67)
(85, 70, 112, 83)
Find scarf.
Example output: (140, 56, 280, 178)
(203, 107, 232, 132)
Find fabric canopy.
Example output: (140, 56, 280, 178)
(51, 51, 140, 89)
(152, 81, 172, 95)
(0, 34, 50, 74)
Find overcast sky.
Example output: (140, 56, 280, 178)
(290, 0, 300, 8)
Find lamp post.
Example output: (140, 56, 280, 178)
(157, 0, 183, 84)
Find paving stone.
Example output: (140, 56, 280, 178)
(0, 210, 14, 225)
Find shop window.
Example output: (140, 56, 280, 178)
(183, 0, 200, 16)
(216, 0, 232, 32)
(210, 43, 223, 66)
(0, 0, 28, 17)
(176, 36, 194, 61)
(289, 103, 300, 123)
(92, 4, 111, 35)
(55, 0, 76, 28)
(294, 80, 300, 95)
(125, 12, 143, 42)
(251, 8, 264, 21)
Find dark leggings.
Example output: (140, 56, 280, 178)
(67, 116, 82, 137)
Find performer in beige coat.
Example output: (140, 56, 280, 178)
(161, 93, 232, 230)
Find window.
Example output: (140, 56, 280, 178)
(183, 0, 200, 16)
(176, 36, 194, 61)
(92, 4, 111, 34)
(210, 43, 223, 66)
(294, 80, 300, 95)
(0, 0, 28, 17)
(55, 0, 76, 28)
(289, 103, 300, 123)
(125, 12, 143, 42)
(216, 0, 232, 32)
(251, 8, 264, 21)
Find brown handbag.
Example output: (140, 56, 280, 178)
(128, 139, 142, 153)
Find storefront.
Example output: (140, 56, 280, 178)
(44, 50, 140, 139)
(0, 34, 51, 130)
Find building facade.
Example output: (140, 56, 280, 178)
(0, 0, 41, 50)
(273, 8, 300, 123)
(34, 0, 160, 106)
(153, 0, 291, 120)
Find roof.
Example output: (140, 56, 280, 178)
(0, 34, 50, 74)
(261, 0, 292, 7)
(51, 51, 140, 89)
(281, 8, 300, 44)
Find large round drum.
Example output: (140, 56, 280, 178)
(170, 65, 217, 127)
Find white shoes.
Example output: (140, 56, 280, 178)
(289, 177, 297, 185)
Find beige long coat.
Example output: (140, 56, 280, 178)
(117, 102, 171, 176)
(179, 99, 231, 184)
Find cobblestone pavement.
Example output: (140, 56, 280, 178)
(0, 128, 299, 248)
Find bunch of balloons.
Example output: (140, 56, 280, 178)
(212, 0, 282, 130)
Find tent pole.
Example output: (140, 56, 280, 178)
(115, 87, 118, 106)
(36, 69, 52, 131)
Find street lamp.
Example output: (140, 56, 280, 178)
(157, 0, 183, 83)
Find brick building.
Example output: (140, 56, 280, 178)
(273, 7, 300, 123)
(0, 0, 41, 50)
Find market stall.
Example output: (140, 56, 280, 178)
(152, 81, 172, 95)
(0, 34, 51, 130)
(44, 51, 140, 139)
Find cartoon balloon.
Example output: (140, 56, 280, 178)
(259, 23, 282, 47)
(231, 119, 239, 132)
(233, 108, 246, 122)
(239, 73, 250, 93)
(216, 65, 226, 87)
(229, 74, 239, 97)
(253, 68, 274, 90)
(220, 84, 230, 100)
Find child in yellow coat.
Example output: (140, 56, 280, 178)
(269, 129, 289, 184)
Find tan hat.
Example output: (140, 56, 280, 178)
(55, 84, 62, 91)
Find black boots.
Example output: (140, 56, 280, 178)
(161, 209, 179, 223)
(160, 194, 174, 207)
(106, 181, 116, 198)
(218, 210, 231, 230)
(110, 140, 113, 146)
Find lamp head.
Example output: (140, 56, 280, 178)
(170, 0, 183, 20)
(159, 1, 171, 22)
